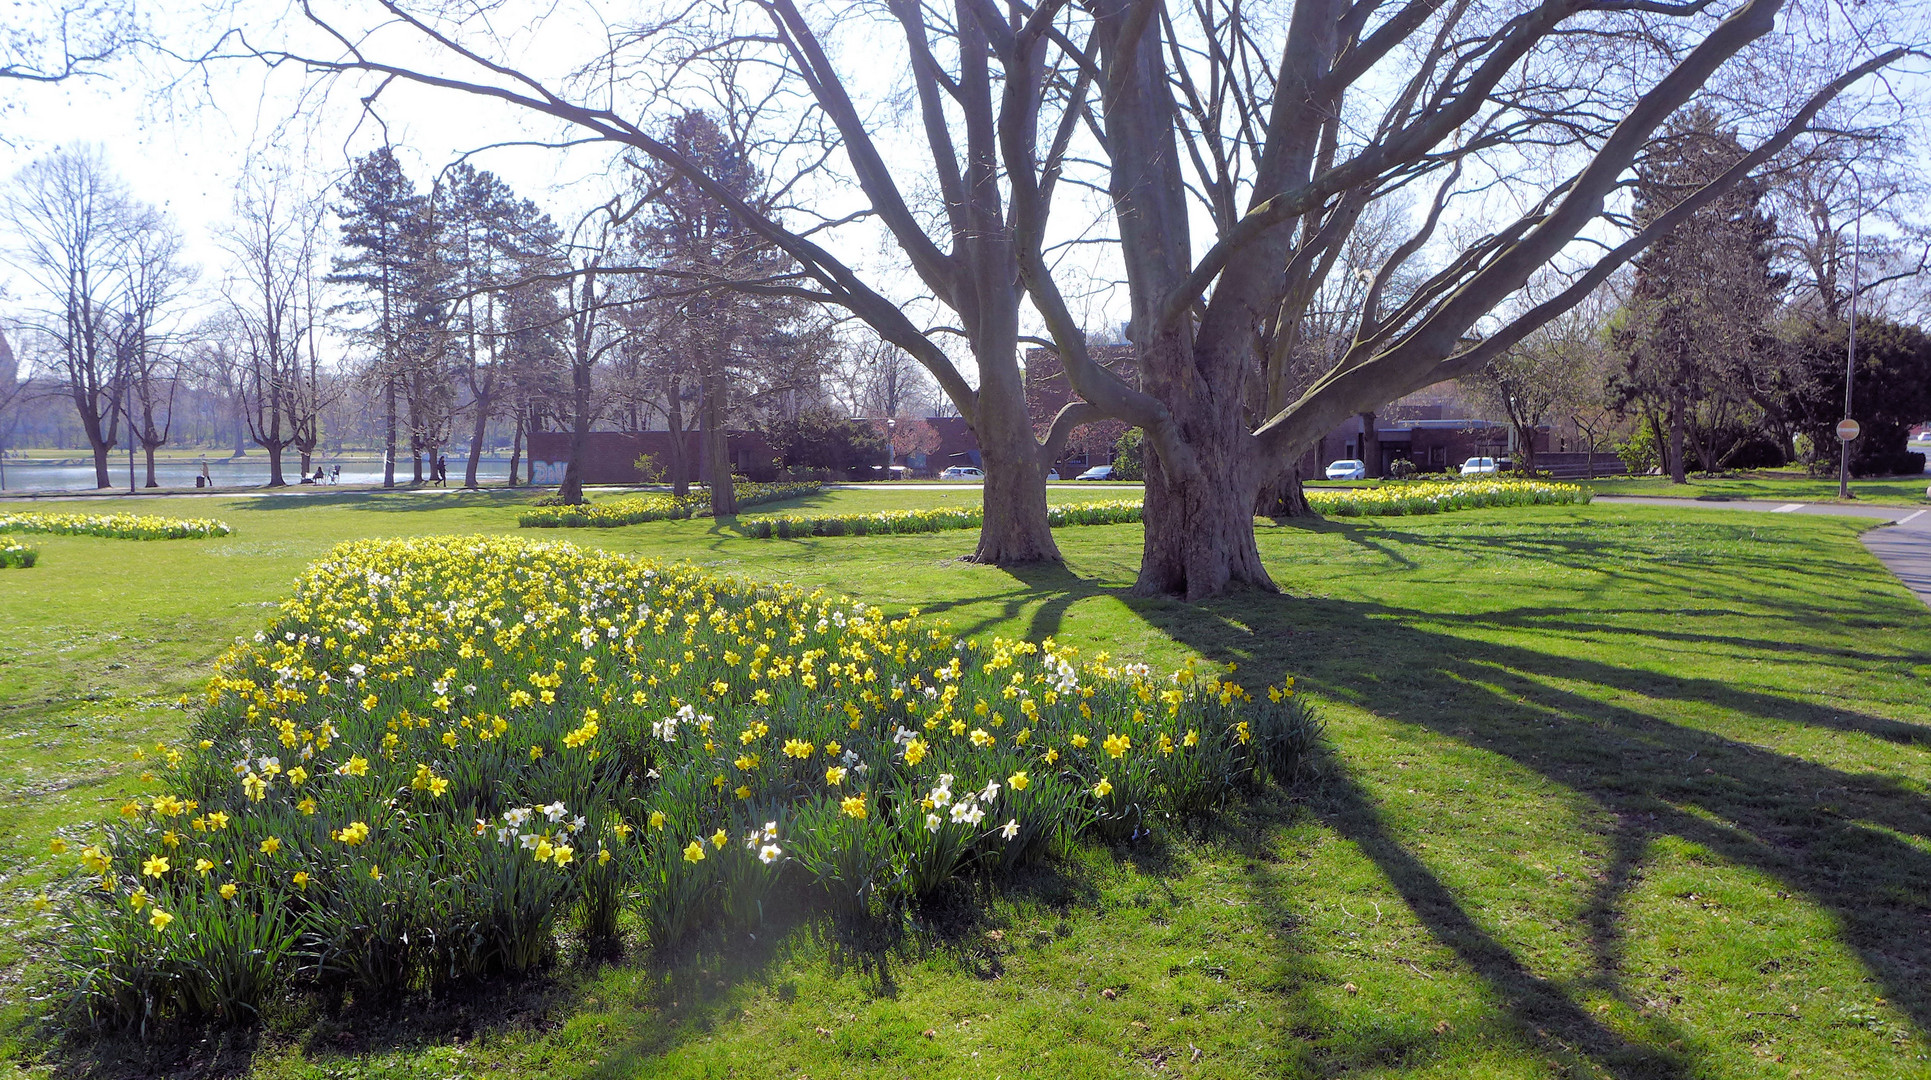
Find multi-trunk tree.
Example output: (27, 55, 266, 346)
(249, 0, 1918, 596)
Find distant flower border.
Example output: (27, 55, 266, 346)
(518, 481, 824, 528)
(735, 481, 1590, 538)
(0, 511, 231, 540)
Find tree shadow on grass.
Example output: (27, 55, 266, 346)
(1122, 584, 1931, 1075)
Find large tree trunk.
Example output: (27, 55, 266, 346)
(1137, 418, 1271, 599)
(143, 445, 159, 488)
(559, 354, 594, 505)
(1257, 465, 1310, 517)
(1361, 411, 1380, 477)
(964, 330, 1058, 564)
(464, 397, 488, 489)
(506, 412, 524, 487)
(267, 444, 287, 487)
(700, 371, 735, 516)
(665, 396, 689, 497)
(382, 377, 398, 488)
(1668, 389, 1688, 483)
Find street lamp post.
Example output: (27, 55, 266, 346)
(1839, 169, 1863, 500)
(886, 417, 897, 480)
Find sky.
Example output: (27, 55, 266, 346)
(2, 0, 1927, 384)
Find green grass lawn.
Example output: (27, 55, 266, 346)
(1581, 468, 1931, 505)
(3, 487, 1929, 1078)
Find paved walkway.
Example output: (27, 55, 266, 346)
(1596, 495, 1931, 610)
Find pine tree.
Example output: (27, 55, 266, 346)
(331, 147, 432, 487)
(1618, 108, 1784, 481)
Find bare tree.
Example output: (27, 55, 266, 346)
(220, 167, 325, 487)
(555, 205, 628, 506)
(1046, 0, 1927, 596)
(233, 0, 1104, 564)
(0, 146, 150, 487)
(228, 0, 1922, 593)
(114, 215, 193, 486)
(1, 0, 133, 86)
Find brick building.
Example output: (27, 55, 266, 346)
(1023, 345, 1138, 476)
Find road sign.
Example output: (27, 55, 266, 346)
(1837, 418, 1861, 442)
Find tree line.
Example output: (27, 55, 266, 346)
(0, 117, 944, 495)
(238, 0, 1925, 598)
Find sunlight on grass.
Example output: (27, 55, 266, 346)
(2, 488, 1927, 1078)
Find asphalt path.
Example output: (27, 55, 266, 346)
(1595, 494, 1931, 611)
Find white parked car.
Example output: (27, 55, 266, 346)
(1075, 465, 1115, 481)
(940, 465, 984, 480)
(1460, 456, 1498, 476)
(1324, 459, 1367, 480)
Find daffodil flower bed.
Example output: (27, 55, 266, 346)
(518, 481, 825, 528)
(41, 535, 1317, 1030)
(0, 510, 232, 540)
(1306, 479, 1589, 516)
(1, 539, 36, 568)
(739, 499, 1147, 539)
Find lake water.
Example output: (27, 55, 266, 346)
(0, 456, 521, 493)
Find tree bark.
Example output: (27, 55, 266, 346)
(382, 376, 398, 488)
(89, 439, 111, 489)
(701, 370, 735, 516)
(507, 412, 524, 487)
(464, 396, 488, 489)
(143, 445, 158, 488)
(1136, 411, 1272, 599)
(267, 444, 286, 487)
(1257, 466, 1310, 517)
(558, 368, 592, 505)
(1668, 388, 1688, 483)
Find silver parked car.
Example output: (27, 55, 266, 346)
(1324, 459, 1367, 480)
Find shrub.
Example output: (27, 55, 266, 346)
(520, 481, 823, 528)
(39, 536, 1313, 1031)
(632, 453, 665, 483)
(0, 540, 35, 568)
(1616, 426, 1660, 476)
(1111, 429, 1145, 482)
(0, 511, 231, 540)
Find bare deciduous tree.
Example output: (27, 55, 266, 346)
(220, 167, 326, 487)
